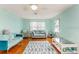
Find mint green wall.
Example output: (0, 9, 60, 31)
(56, 5, 79, 43)
(0, 9, 23, 33)
(0, 8, 55, 35)
(46, 18, 55, 33)
(0, 8, 55, 34)
(22, 20, 30, 32)
(23, 19, 55, 33)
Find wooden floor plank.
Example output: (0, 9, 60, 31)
(8, 39, 29, 54)
(0, 50, 7, 54)
(7, 37, 60, 54)
(8, 38, 52, 54)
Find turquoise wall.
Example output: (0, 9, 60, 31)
(0, 9, 23, 33)
(0, 8, 55, 34)
(55, 5, 79, 43)
(46, 18, 55, 34)
(23, 19, 55, 33)
(22, 20, 30, 32)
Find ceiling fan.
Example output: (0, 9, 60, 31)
(23, 4, 47, 15)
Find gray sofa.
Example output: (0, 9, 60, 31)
(31, 30, 46, 38)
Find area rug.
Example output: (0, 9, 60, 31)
(23, 41, 57, 54)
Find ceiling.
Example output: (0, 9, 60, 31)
(0, 4, 73, 19)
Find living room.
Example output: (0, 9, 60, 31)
(0, 4, 79, 54)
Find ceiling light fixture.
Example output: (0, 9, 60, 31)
(31, 5, 38, 11)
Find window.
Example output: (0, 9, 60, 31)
(54, 19, 60, 42)
(30, 22, 45, 31)
(54, 19, 59, 32)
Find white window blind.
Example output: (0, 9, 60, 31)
(30, 22, 45, 31)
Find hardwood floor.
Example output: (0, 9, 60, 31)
(47, 37, 53, 43)
(8, 38, 29, 54)
(5, 37, 60, 54)
(30, 38, 47, 41)
(8, 37, 53, 54)
(0, 50, 7, 54)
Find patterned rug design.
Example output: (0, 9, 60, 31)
(23, 41, 56, 54)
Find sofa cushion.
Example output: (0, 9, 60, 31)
(0, 35, 10, 40)
(8, 37, 23, 50)
(33, 30, 45, 34)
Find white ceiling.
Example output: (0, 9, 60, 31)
(0, 4, 72, 19)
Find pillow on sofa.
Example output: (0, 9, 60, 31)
(39, 30, 45, 34)
(15, 34, 23, 37)
(33, 30, 45, 34)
